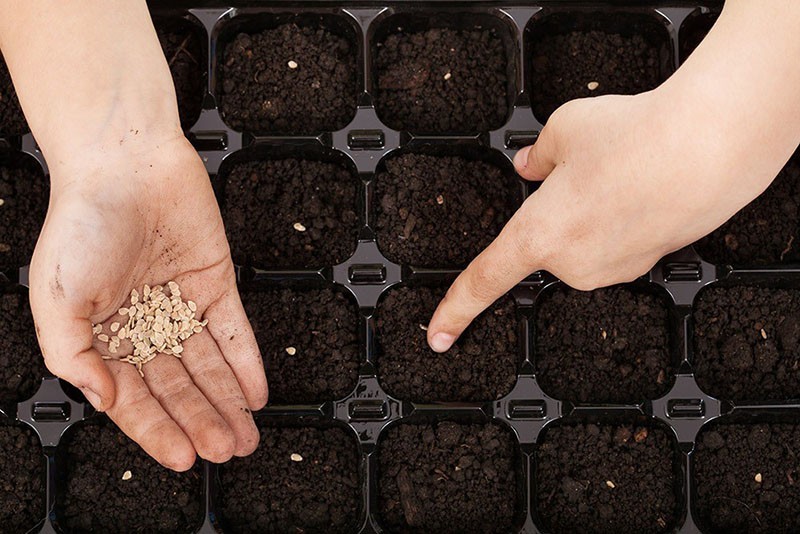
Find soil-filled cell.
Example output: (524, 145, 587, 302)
(0, 290, 46, 403)
(0, 157, 48, 272)
(378, 421, 519, 534)
(240, 287, 360, 404)
(218, 22, 358, 133)
(0, 421, 45, 533)
(156, 22, 205, 128)
(375, 152, 519, 268)
(376, 286, 518, 402)
(535, 285, 672, 404)
(694, 286, 800, 402)
(374, 21, 511, 133)
(694, 159, 800, 266)
(529, 14, 668, 122)
(221, 157, 359, 269)
(218, 424, 361, 533)
(694, 423, 800, 533)
(535, 422, 680, 534)
(0, 55, 27, 135)
(57, 420, 203, 533)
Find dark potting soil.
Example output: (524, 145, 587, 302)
(376, 286, 518, 402)
(218, 424, 361, 533)
(531, 30, 663, 122)
(694, 286, 800, 402)
(694, 423, 800, 533)
(219, 24, 358, 133)
(0, 159, 48, 272)
(0, 421, 45, 533)
(377, 421, 519, 534)
(157, 25, 205, 128)
(240, 287, 360, 404)
(679, 13, 717, 62)
(0, 291, 46, 403)
(535, 286, 672, 404)
(375, 27, 510, 133)
(375, 153, 519, 268)
(222, 158, 359, 269)
(0, 55, 27, 135)
(694, 159, 800, 266)
(535, 423, 679, 534)
(58, 420, 203, 533)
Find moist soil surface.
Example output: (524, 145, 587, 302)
(375, 153, 519, 268)
(240, 287, 360, 404)
(218, 424, 360, 533)
(694, 286, 800, 402)
(695, 159, 800, 266)
(694, 423, 800, 533)
(157, 25, 204, 128)
(378, 421, 518, 534)
(0, 421, 44, 533)
(0, 290, 46, 403)
(0, 159, 48, 272)
(0, 55, 27, 135)
(222, 158, 358, 269)
(536, 423, 679, 534)
(535, 285, 672, 404)
(58, 419, 203, 533)
(376, 286, 518, 402)
(375, 27, 510, 132)
(219, 24, 358, 133)
(531, 30, 663, 122)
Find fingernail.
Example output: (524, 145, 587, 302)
(513, 145, 531, 170)
(80, 387, 104, 411)
(429, 332, 455, 353)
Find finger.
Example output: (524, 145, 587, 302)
(204, 288, 268, 410)
(142, 353, 237, 464)
(180, 331, 260, 457)
(513, 123, 560, 181)
(104, 361, 196, 471)
(427, 203, 543, 352)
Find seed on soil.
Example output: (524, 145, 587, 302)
(419, 324, 428, 331)
(443, 72, 451, 81)
(761, 328, 768, 339)
(287, 60, 298, 69)
(0, 199, 4, 206)
(606, 480, 616, 489)
(293, 222, 307, 232)
(290, 453, 303, 462)
(587, 81, 600, 91)
(122, 470, 132, 481)
(436, 195, 444, 205)
(601, 329, 607, 339)
(285, 346, 297, 356)
(634, 428, 649, 443)
(755, 473, 763, 483)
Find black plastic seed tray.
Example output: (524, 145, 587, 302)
(8, 2, 800, 533)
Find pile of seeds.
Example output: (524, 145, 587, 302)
(92, 281, 207, 377)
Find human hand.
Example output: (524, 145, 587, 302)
(29, 135, 268, 471)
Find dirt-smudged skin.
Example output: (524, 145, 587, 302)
(0, 291, 46, 403)
(0, 160, 48, 272)
(218, 425, 360, 533)
(378, 421, 518, 534)
(0, 422, 44, 532)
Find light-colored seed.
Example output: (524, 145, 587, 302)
(606, 480, 616, 489)
(111, 336, 119, 344)
(0, 199, 4, 206)
(110, 322, 120, 332)
(290, 453, 303, 462)
(188, 301, 197, 312)
(436, 195, 444, 205)
(285, 346, 297, 355)
(755, 473, 763, 483)
(419, 324, 428, 331)
(97, 334, 109, 342)
(102, 355, 112, 360)
(119, 307, 129, 316)
(443, 72, 452, 81)
(293, 222, 307, 232)
(109, 345, 118, 354)
(761, 328, 768, 339)
(288, 60, 298, 69)
(122, 470, 132, 481)
(587, 81, 600, 91)
(92, 324, 103, 335)
(601, 330, 607, 340)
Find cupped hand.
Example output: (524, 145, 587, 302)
(29, 135, 268, 471)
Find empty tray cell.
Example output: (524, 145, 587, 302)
(56, 418, 203, 533)
(0, 54, 27, 136)
(0, 154, 48, 272)
(377, 420, 520, 533)
(217, 423, 361, 533)
(535, 422, 681, 534)
(155, 17, 206, 129)
(0, 420, 45, 533)
(376, 285, 518, 403)
(0, 288, 46, 403)
(374, 150, 520, 268)
(535, 285, 673, 404)
(694, 157, 800, 266)
(694, 422, 800, 533)
(372, 12, 515, 133)
(679, 11, 719, 63)
(217, 14, 359, 134)
(220, 153, 359, 269)
(694, 285, 800, 402)
(240, 286, 360, 404)
(527, 11, 671, 122)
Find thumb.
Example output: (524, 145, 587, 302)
(426, 199, 544, 352)
(513, 123, 560, 181)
